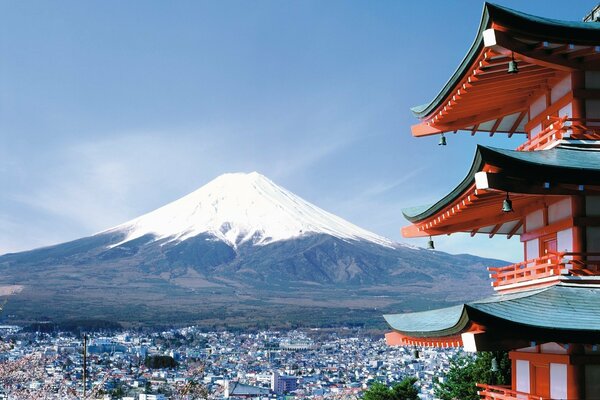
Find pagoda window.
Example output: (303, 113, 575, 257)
(585, 196, 600, 216)
(585, 98, 600, 119)
(548, 198, 571, 224)
(558, 102, 572, 121)
(585, 71, 600, 89)
(586, 227, 600, 255)
(556, 229, 573, 254)
(551, 76, 572, 104)
(530, 95, 548, 122)
(525, 238, 540, 260)
(550, 363, 568, 399)
(540, 233, 557, 258)
(526, 209, 545, 231)
(586, 197, 600, 257)
(585, 365, 600, 397)
(516, 359, 531, 393)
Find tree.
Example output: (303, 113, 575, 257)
(145, 354, 178, 369)
(362, 377, 419, 400)
(435, 351, 510, 400)
(391, 377, 420, 400)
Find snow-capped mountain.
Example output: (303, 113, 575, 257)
(0, 172, 507, 327)
(106, 172, 394, 249)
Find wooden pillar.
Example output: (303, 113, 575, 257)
(511, 354, 517, 392)
(567, 344, 585, 399)
(572, 196, 586, 264)
(567, 364, 584, 399)
(572, 71, 586, 117)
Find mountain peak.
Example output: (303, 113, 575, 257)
(202, 171, 273, 190)
(106, 173, 395, 249)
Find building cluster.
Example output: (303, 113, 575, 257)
(0, 326, 461, 399)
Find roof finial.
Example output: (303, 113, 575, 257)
(583, 4, 600, 22)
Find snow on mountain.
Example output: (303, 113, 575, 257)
(105, 172, 396, 248)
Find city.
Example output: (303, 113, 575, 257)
(0, 326, 460, 399)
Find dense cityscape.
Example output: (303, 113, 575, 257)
(0, 325, 461, 399)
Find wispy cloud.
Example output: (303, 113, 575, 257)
(356, 168, 426, 200)
(1, 119, 361, 253)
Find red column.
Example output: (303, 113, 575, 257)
(571, 71, 586, 118)
(567, 363, 584, 399)
(567, 344, 585, 399)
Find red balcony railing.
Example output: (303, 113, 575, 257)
(516, 117, 600, 151)
(477, 383, 550, 400)
(488, 252, 600, 289)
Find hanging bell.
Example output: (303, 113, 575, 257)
(502, 193, 513, 213)
(438, 133, 447, 146)
(427, 236, 435, 250)
(490, 357, 499, 372)
(507, 53, 518, 74)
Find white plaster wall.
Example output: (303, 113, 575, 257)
(557, 228, 573, 253)
(550, 363, 567, 399)
(586, 196, 600, 216)
(559, 103, 573, 120)
(586, 71, 600, 89)
(548, 199, 571, 224)
(530, 123, 542, 137)
(530, 95, 547, 119)
(551, 75, 571, 103)
(526, 210, 545, 231)
(516, 360, 531, 393)
(526, 239, 540, 260)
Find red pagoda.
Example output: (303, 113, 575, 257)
(383, 3, 600, 399)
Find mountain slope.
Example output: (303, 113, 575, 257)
(0, 173, 506, 327)
(105, 172, 394, 248)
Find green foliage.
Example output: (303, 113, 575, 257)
(363, 377, 419, 400)
(110, 386, 125, 398)
(144, 355, 178, 369)
(434, 351, 511, 400)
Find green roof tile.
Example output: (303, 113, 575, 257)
(384, 284, 600, 336)
(412, 3, 600, 119)
(402, 145, 600, 223)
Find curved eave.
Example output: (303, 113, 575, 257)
(402, 145, 600, 224)
(383, 304, 470, 338)
(384, 285, 600, 343)
(468, 285, 600, 332)
(474, 145, 600, 183)
(411, 2, 600, 120)
(410, 3, 491, 119)
(402, 146, 484, 223)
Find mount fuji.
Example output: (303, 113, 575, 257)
(0, 172, 505, 328)
(105, 172, 395, 249)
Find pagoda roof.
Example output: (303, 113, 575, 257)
(402, 145, 600, 234)
(384, 284, 600, 339)
(410, 3, 600, 137)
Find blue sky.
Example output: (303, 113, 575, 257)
(0, 1, 592, 260)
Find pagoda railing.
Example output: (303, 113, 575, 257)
(488, 252, 600, 289)
(477, 383, 550, 400)
(516, 117, 600, 151)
